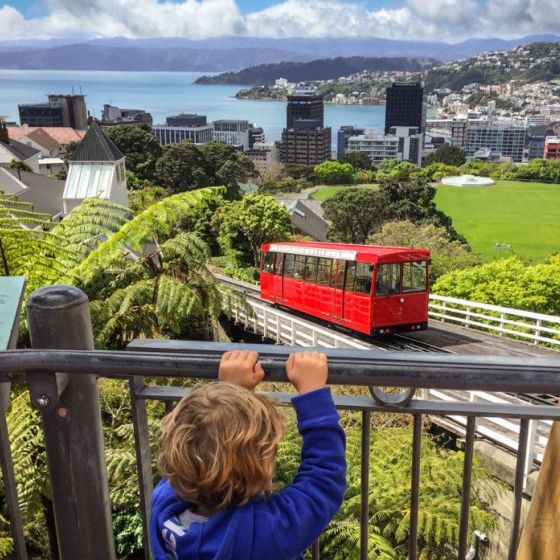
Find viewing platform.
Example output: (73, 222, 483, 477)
(1, 283, 560, 559)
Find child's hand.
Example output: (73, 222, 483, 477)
(218, 350, 265, 390)
(286, 351, 328, 394)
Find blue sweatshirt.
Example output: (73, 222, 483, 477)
(150, 387, 346, 560)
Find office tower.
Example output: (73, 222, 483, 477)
(384, 82, 424, 134)
(212, 120, 250, 150)
(166, 114, 207, 127)
(19, 94, 87, 130)
(465, 121, 526, 162)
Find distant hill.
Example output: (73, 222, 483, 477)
(425, 42, 560, 90)
(0, 34, 559, 72)
(195, 56, 439, 85)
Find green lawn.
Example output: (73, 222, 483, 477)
(435, 180, 560, 260)
(310, 184, 378, 201)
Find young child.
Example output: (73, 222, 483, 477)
(150, 350, 346, 560)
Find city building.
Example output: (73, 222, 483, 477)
(19, 94, 87, 130)
(526, 125, 557, 159)
(279, 88, 331, 165)
(346, 132, 399, 165)
(153, 125, 214, 145)
(248, 125, 265, 148)
(337, 125, 365, 160)
(212, 120, 250, 150)
(451, 117, 468, 150)
(102, 105, 153, 127)
(0, 120, 41, 172)
(384, 82, 424, 134)
(465, 121, 526, 162)
(245, 142, 279, 163)
(544, 137, 560, 159)
(165, 114, 207, 127)
(63, 123, 127, 214)
(387, 126, 423, 166)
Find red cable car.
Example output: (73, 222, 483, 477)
(260, 241, 430, 336)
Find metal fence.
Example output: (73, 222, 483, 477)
(2, 285, 560, 560)
(429, 294, 560, 348)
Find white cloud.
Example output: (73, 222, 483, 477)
(0, 0, 559, 41)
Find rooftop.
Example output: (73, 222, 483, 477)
(70, 123, 124, 162)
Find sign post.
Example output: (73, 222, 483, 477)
(0, 276, 28, 559)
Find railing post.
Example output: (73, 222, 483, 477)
(523, 420, 538, 490)
(26, 285, 115, 560)
(534, 319, 542, 345)
(499, 312, 505, 335)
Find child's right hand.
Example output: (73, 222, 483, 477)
(286, 351, 328, 394)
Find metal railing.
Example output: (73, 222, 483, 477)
(1, 285, 560, 560)
(429, 294, 560, 347)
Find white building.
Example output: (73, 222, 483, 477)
(153, 125, 214, 145)
(387, 126, 424, 166)
(63, 123, 128, 214)
(346, 132, 399, 165)
(245, 142, 279, 163)
(212, 120, 249, 151)
(465, 120, 526, 162)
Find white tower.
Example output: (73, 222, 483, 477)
(63, 122, 128, 214)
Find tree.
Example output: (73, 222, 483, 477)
(62, 140, 80, 163)
(9, 159, 32, 172)
(213, 194, 292, 266)
(201, 142, 256, 199)
(369, 221, 483, 281)
(314, 161, 354, 185)
(342, 151, 373, 171)
(128, 185, 167, 214)
(377, 176, 464, 242)
(375, 160, 417, 181)
(423, 145, 466, 167)
(154, 141, 211, 193)
(323, 189, 387, 244)
(105, 125, 162, 181)
(283, 163, 315, 181)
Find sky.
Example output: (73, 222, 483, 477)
(1, 0, 560, 42)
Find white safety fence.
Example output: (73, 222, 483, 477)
(429, 294, 560, 348)
(232, 295, 551, 481)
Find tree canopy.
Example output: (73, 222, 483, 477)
(105, 125, 162, 181)
(213, 193, 292, 266)
(323, 188, 387, 244)
(423, 145, 466, 167)
(342, 151, 374, 171)
(314, 161, 355, 185)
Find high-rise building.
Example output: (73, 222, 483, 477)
(279, 88, 331, 165)
(337, 125, 365, 160)
(212, 120, 250, 150)
(166, 114, 207, 127)
(526, 126, 556, 159)
(384, 82, 424, 134)
(19, 94, 87, 130)
(465, 121, 526, 162)
(248, 125, 265, 149)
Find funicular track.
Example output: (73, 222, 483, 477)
(217, 273, 559, 471)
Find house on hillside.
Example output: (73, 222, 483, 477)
(63, 122, 128, 214)
(0, 121, 41, 173)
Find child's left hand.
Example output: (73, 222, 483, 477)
(218, 350, 265, 390)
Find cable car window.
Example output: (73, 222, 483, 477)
(275, 253, 284, 276)
(354, 263, 374, 294)
(304, 256, 319, 282)
(262, 252, 276, 274)
(284, 254, 295, 277)
(317, 258, 332, 286)
(402, 261, 427, 292)
(375, 263, 401, 296)
(293, 255, 306, 279)
(345, 262, 357, 291)
(334, 260, 346, 289)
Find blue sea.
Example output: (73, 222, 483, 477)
(0, 70, 386, 145)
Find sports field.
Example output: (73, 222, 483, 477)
(435, 180, 560, 260)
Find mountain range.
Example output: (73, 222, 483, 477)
(0, 35, 560, 72)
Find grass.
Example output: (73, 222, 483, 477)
(310, 184, 378, 201)
(435, 180, 560, 261)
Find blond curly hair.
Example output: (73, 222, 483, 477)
(158, 383, 284, 511)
